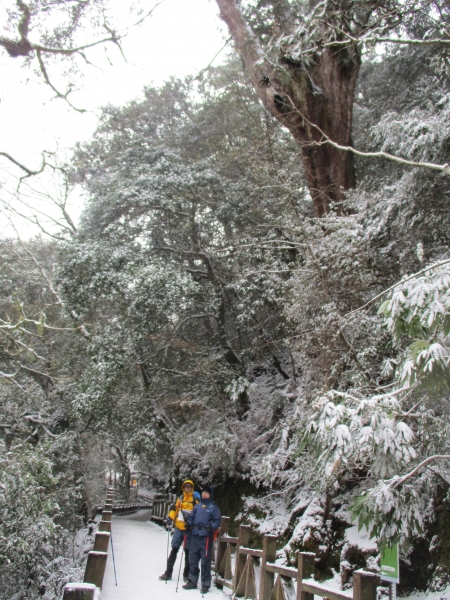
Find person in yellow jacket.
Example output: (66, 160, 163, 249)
(159, 480, 200, 582)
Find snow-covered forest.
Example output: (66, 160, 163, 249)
(1, 0, 450, 598)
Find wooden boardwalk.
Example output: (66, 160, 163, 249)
(101, 510, 229, 599)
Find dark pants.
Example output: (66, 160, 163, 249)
(166, 528, 191, 578)
(188, 534, 213, 589)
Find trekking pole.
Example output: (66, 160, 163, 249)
(175, 534, 186, 593)
(110, 530, 118, 586)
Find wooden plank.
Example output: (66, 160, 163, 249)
(234, 555, 250, 597)
(234, 525, 250, 593)
(352, 570, 379, 600)
(265, 563, 298, 578)
(244, 556, 257, 600)
(215, 516, 230, 576)
(297, 552, 315, 600)
(301, 579, 353, 600)
(83, 551, 108, 589)
(239, 547, 264, 558)
(219, 536, 238, 544)
(218, 541, 232, 578)
(260, 535, 278, 600)
(215, 577, 234, 589)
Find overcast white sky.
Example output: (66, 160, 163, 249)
(0, 0, 228, 237)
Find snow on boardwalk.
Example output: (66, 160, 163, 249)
(102, 510, 229, 599)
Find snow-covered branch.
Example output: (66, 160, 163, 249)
(393, 455, 450, 487)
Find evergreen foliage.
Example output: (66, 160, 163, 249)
(1, 5, 450, 595)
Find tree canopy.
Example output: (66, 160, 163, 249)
(1, 1, 450, 597)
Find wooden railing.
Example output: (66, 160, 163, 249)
(62, 486, 115, 600)
(150, 493, 176, 524)
(215, 517, 379, 600)
(96, 500, 152, 516)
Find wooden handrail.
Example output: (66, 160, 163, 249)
(265, 562, 298, 577)
(301, 579, 353, 600)
(219, 535, 238, 544)
(62, 487, 114, 598)
(239, 547, 263, 558)
(213, 517, 379, 600)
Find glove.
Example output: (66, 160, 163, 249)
(213, 529, 219, 541)
(166, 518, 173, 530)
(185, 523, 191, 531)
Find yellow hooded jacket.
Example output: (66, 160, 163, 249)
(168, 479, 198, 531)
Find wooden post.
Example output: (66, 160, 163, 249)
(353, 570, 379, 600)
(93, 531, 110, 552)
(102, 510, 112, 522)
(297, 552, 315, 600)
(84, 551, 108, 588)
(233, 524, 250, 593)
(215, 516, 230, 575)
(63, 583, 96, 600)
(259, 534, 278, 600)
(98, 520, 111, 532)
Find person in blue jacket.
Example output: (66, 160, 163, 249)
(182, 485, 221, 594)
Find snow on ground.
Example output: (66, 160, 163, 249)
(406, 586, 450, 600)
(101, 510, 230, 599)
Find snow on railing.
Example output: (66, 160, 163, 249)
(62, 486, 115, 600)
(215, 517, 379, 600)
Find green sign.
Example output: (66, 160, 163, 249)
(380, 544, 400, 583)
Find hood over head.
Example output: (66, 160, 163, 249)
(182, 479, 194, 492)
(201, 485, 213, 499)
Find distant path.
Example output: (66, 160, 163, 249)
(101, 510, 229, 599)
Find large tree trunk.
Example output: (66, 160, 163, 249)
(215, 0, 360, 217)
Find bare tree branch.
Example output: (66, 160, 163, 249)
(36, 49, 86, 113)
(0, 0, 165, 109)
(0, 152, 43, 176)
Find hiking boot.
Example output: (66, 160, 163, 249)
(159, 573, 171, 581)
(182, 581, 197, 590)
(201, 588, 209, 594)
(183, 577, 189, 583)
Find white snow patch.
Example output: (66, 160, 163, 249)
(404, 584, 450, 600)
(290, 498, 323, 545)
(64, 583, 96, 591)
(344, 526, 377, 553)
(236, 496, 290, 536)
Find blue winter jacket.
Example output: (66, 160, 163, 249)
(187, 498, 221, 537)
